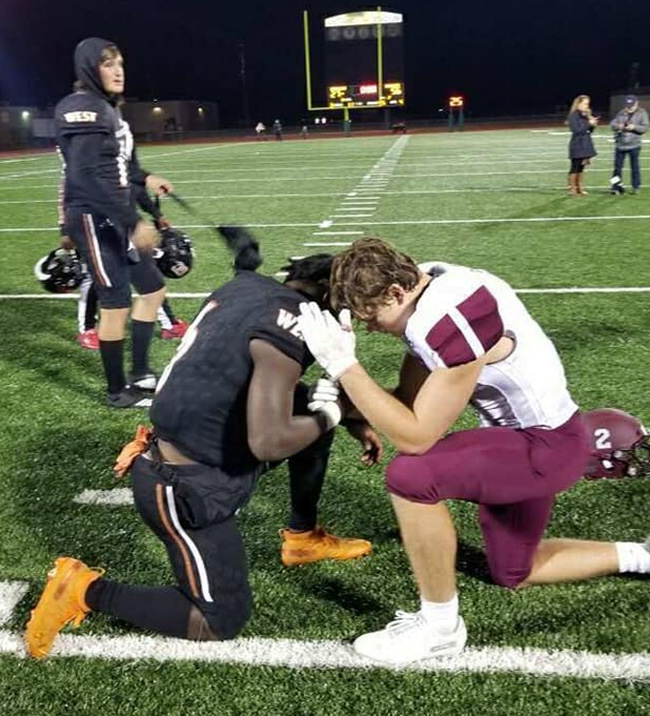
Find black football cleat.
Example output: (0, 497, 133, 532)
(107, 386, 152, 409)
(609, 176, 625, 195)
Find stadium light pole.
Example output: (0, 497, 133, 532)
(303, 10, 314, 111)
(376, 5, 388, 128)
(239, 42, 250, 128)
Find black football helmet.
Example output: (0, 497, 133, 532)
(582, 408, 650, 479)
(155, 227, 194, 279)
(33, 248, 85, 293)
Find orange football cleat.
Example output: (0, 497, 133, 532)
(280, 526, 372, 566)
(25, 557, 104, 659)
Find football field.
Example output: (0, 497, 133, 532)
(1, 129, 650, 714)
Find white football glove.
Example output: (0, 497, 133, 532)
(298, 302, 358, 380)
(307, 378, 342, 431)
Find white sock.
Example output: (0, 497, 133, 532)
(615, 542, 650, 573)
(157, 307, 172, 330)
(420, 593, 459, 634)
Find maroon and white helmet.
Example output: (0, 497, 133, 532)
(582, 408, 650, 479)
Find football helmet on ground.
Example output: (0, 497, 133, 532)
(33, 249, 84, 293)
(155, 227, 194, 279)
(582, 408, 650, 479)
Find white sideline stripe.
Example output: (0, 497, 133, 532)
(74, 489, 134, 506)
(0, 629, 649, 681)
(7, 286, 650, 301)
(0, 582, 29, 626)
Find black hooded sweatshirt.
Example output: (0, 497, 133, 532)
(55, 38, 149, 237)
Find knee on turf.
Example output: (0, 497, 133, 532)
(488, 562, 530, 590)
(203, 593, 252, 640)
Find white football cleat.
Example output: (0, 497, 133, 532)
(353, 610, 467, 665)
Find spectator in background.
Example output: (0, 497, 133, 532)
(273, 119, 283, 141)
(610, 95, 649, 195)
(567, 95, 598, 196)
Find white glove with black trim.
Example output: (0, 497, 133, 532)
(307, 378, 342, 431)
(298, 302, 358, 380)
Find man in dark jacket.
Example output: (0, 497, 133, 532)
(610, 95, 649, 194)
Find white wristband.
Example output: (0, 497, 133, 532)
(327, 357, 359, 381)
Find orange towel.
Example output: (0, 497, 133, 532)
(114, 425, 152, 479)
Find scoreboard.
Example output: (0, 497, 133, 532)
(328, 82, 404, 108)
(324, 10, 405, 109)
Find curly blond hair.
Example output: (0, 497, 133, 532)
(330, 237, 420, 318)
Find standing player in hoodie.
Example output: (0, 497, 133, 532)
(55, 38, 174, 408)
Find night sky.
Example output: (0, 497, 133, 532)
(1, 0, 649, 125)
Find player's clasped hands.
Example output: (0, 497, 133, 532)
(298, 302, 358, 380)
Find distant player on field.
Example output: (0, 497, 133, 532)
(25, 239, 381, 657)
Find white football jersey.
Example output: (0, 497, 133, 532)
(405, 262, 578, 430)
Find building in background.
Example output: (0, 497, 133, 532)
(0, 105, 39, 149)
(121, 100, 219, 140)
(0, 100, 219, 150)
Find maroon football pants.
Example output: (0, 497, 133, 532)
(386, 412, 589, 588)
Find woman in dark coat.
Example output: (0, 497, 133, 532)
(567, 95, 598, 196)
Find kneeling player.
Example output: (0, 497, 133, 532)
(297, 238, 650, 665)
(26, 244, 381, 657)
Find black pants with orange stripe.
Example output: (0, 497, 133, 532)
(85, 424, 334, 640)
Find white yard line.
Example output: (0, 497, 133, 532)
(305, 242, 354, 247)
(0, 623, 648, 681)
(310, 135, 409, 236)
(73, 489, 134, 506)
(5, 286, 650, 301)
(6, 214, 650, 235)
(0, 582, 28, 626)
(311, 231, 364, 237)
(0, 186, 630, 202)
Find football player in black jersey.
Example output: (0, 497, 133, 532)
(55, 38, 174, 409)
(26, 248, 383, 656)
(69, 183, 188, 350)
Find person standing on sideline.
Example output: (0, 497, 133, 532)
(55, 37, 174, 408)
(610, 95, 649, 195)
(567, 95, 598, 196)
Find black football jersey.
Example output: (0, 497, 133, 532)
(55, 90, 140, 234)
(150, 271, 313, 473)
